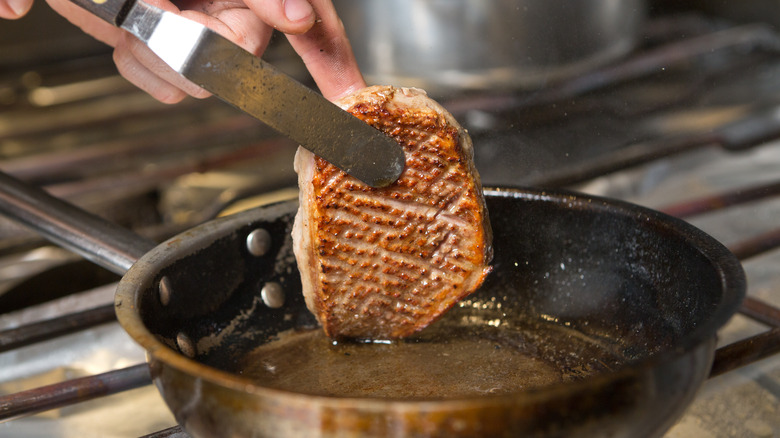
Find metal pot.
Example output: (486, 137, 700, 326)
(333, 0, 647, 93)
(0, 172, 745, 438)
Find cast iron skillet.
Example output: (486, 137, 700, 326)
(0, 178, 745, 438)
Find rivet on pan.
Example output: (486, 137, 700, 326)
(176, 332, 196, 358)
(261, 282, 285, 309)
(246, 228, 272, 256)
(159, 276, 172, 306)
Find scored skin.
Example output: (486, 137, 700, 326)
(293, 85, 493, 340)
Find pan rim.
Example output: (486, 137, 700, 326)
(114, 185, 745, 407)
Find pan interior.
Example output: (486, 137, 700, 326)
(131, 189, 740, 400)
(230, 307, 626, 399)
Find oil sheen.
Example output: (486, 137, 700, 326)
(236, 314, 626, 399)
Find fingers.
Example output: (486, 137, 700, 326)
(0, 0, 32, 19)
(44, 0, 199, 103)
(45, 0, 122, 46)
(240, 0, 364, 100)
(284, 0, 366, 101)
(183, 6, 273, 57)
(242, 0, 315, 35)
(113, 32, 204, 104)
(112, 6, 274, 104)
(45, 0, 275, 104)
(30, 0, 359, 105)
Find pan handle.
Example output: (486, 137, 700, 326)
(0, 171, 156, 275)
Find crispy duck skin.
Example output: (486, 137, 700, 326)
(293, 85, 492, 340)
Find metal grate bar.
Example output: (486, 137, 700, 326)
(0, 363, 151, 422)
(740, 296, 780, 328)
(729, 227, 780, 261)
(710, 328, 780, 377)
(0, 304, 115, 353)
(708, 224, 780, 378)
(660, 180, 780, 218)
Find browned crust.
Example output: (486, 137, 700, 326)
(295, 85, 492, 339)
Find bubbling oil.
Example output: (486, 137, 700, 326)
(236, 316, 627, 399)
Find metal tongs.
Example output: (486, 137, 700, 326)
(67, 0, 405, 188)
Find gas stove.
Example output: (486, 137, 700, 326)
(0, 3, 779, 437)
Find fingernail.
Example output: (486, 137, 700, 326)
(7, 0, 31, 17)
(283, 0, 314, 22)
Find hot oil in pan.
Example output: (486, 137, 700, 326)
(236, 301, 628, 399)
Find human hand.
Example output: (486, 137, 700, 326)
(0, 0, 365, 103)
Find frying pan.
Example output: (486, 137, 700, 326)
(0, 174, 744, 438)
